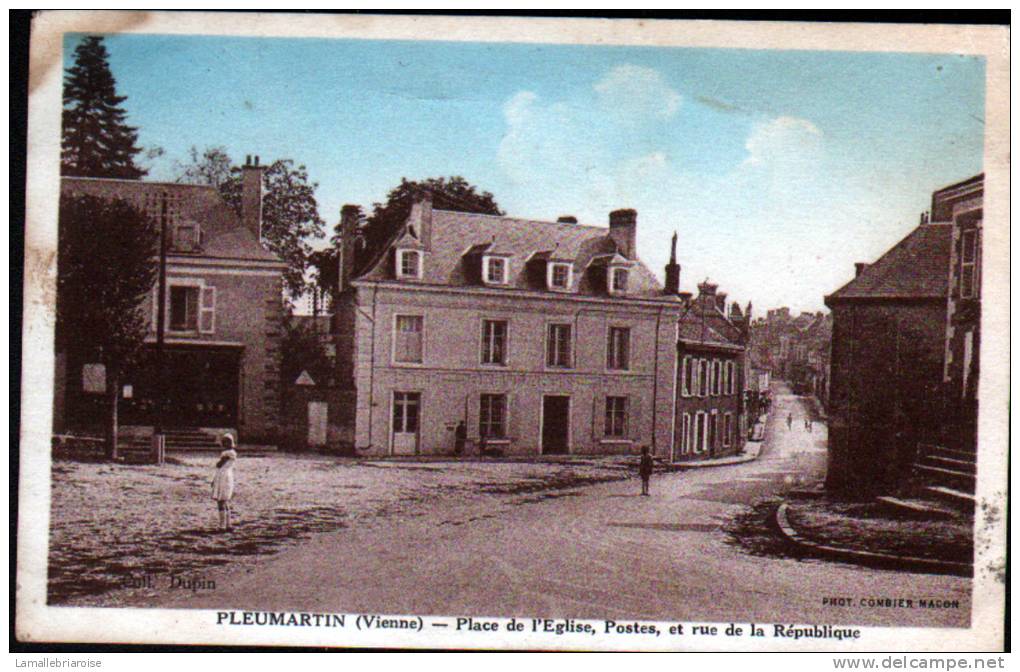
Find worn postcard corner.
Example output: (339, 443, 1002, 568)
(18, 11, 1008, 651)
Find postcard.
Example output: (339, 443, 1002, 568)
(17, 11, 1008, 651)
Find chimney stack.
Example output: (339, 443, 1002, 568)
(716, 291, 728, 312)
(854, 262, 869, 277)
(608, 209, 637, 259)
(337, 204, 361, 293)
(664, 231, 681, 295)
(241, 155, 266, 243)
(557, 215, 578, 224)
(407, 189, 433, 249)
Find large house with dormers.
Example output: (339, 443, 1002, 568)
(332, 193, 688, 458)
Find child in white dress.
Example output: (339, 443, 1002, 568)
(211, 435, 238, 531)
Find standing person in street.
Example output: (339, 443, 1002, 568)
(639, 446, 653, 496)
(211, 435, 238, 532)
(454, 420, 466, 455)
(787, 413, 793, 430)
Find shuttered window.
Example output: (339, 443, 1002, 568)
(960, 229, 979, 298)
(605, 396, 628, 437)
(480, 394, 507, 438)
(607, 327, 631, 370)
(547, 323, 572, 368)
(481, 319, 508, 365)
(394, 315, 424, 363)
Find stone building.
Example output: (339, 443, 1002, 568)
(672, 280, 751, 461)
(749, 307, 830, 399)
(55, 157, 287, 446)
(332, 194, 685, 457)
(938, 174, 983, 454)
(824, 174, 982, 497)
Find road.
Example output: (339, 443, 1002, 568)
(154, 383, 970, 627)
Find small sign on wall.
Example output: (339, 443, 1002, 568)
(122, 385, 133, 399)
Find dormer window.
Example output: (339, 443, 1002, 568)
(547, 262, 573, 290)
(173, 223, 202, 252)
(609, 267, 629, 294)
(396, 249, 422, 279)
(483, 255, 508, 285)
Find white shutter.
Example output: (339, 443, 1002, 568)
(151, 285, 159, 332)
(199, 285, 216, 334)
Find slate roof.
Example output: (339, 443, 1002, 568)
(61, 177, 282, 263)
(358, 209, 679, 302)
(678, 300, 745, 349)
(826, 223, 952, 303)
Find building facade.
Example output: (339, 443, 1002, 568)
(824, 174, 982, 494)
(55, 157, 287, 444)
(749, 307, 831, 399)
(673, 282, 750, 461)
(333, 195, 684, 458)
(938, 175, 983, 453)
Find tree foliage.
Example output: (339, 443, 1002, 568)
(61, 36, 147, 179)
(57, 193, 158, 456)
(280, 316, 334, 388)
(358, 176, 503, 274)
(175, 148, 326, 298)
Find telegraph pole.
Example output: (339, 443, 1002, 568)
(152, 192, 169, 465)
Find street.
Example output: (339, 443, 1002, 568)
(147, 384, 971, 628)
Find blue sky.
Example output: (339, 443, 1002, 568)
(67, 33, 985, 313)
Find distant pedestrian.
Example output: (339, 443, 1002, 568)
(804, 417, 810, 431)
(639, 446, 654, 496)
(808, 419, 813, 433)
(454, 420, 467, 455)
(787, 413, 793, 430)
(211, 435, 238, 532)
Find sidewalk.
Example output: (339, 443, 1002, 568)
(668, 440, 762, 471)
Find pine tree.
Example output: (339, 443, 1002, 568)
(61, 36, 146, 179)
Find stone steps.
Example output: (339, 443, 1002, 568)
(924, 485, 976, 513)
(914, 464, 975, 493)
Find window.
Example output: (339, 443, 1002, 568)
(392, 392, 420, 433)
(484, 256, 507, 285)
(173, 224, 201, 251)
(960, 229, 979, 298)
(547, 323, 572, 368)
(729, 362, 737, 395)
(682, 356, 692, 397)
(709, 411, 718, 450)
(394, 315, 424, 363)
(170, 286, 199, 331)
(607, 327, 631, 370)
(481, 319, 508, 365)
(723, 413, 733, 447)
(605, 396, 629, 437)
(699, 359, 708, 397)
(479, 394, 507, 438)
(397, 249, 421, 279)
(609, 267, 629, 294)
(82, 363, 106, 394)
(549, 263, 572, 290)
(695, 412, 706, 452)
(681, 413, 691, 454)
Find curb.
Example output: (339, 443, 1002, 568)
(668, 442, 763, 472)
(773, 501, 972, 577)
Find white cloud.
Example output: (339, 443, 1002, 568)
(594, 64, 681, 121)
(743, 115, 823, 167)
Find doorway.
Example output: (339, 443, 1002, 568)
(391, 392, 421, 455)
(307, 401, 328, 447)
(541, 395, 570, 455)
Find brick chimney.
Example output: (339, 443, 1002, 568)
(609, 209, 637, 259)
(408, 189, 433, 249)
(557, 215, 577, 224)
(716, 291, 728, 312)
(855, 262, 869, 277)
(337, 204, 361, 292)
(697, 280, 718, 310)
(664, 231, 681, 295)
(241, 155, 266, 243)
